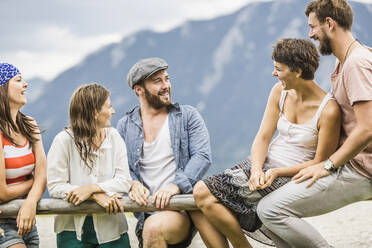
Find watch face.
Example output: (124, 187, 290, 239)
(324, 160, 333, 171)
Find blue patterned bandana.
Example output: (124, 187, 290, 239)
(0, 63, 20, 86)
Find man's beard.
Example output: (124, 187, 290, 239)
(144, 87, 171, 109)
(318, 30, 333, 55)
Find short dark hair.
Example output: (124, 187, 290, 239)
(305, 0, 353, 31)
(272, 38, 320, 80)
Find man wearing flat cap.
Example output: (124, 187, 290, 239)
(117, 57, 212, 247)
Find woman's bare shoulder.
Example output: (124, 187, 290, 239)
(321, 99, 341, 122)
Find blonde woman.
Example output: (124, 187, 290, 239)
(47, 83, 132, 247)
(0, 63, 46, 248)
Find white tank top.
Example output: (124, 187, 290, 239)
(139, 115, 177, 194)
(265, 90, 332, 168)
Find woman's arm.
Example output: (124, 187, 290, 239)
(248, 83, 282, 191)
(64, 129, 132, 206)
(23, 120, 47, 204)
(47, 132, 80, 199)
(264, 100, 341, 186)
(16, 119, 47, 236)
(47, 132, 98, 205)
(329, 100, 372, 167)
(293, 100, 372, 187)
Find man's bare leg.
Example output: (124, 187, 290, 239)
(142, 210, 190, 248)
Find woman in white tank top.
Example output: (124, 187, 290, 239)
(193, 39, 342, 247)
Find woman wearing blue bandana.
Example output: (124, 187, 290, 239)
(0, 63, 47, 248)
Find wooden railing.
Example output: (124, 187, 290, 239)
(0, 195, 197, 216)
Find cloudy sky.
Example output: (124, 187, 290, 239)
(1, 0, 371, 80)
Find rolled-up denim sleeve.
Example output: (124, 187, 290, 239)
(173, 107, 212, 193)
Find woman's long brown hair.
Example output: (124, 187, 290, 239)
(68, 83, 110, 170)
(0, 81, 39, 146)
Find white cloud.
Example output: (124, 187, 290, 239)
(2, 26, 122, 80)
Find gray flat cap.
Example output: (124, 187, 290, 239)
(127, 57, 168, 89)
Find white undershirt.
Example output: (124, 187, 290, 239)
(139, 115, 177, 195)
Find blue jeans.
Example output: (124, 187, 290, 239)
(0, 218, 39, 248)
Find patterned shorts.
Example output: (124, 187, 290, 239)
(203, 158, 291, 245)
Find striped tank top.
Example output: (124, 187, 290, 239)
(1, 134, 35, 185)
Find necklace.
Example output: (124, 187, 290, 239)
(343, 39, 358, 63)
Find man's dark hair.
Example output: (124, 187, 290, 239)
(305, 0, 353, 31)
(272, 38, 320, 80)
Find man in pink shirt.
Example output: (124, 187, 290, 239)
(257, 1, 372, 247)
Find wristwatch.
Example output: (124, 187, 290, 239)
(323, 159, 336, 172)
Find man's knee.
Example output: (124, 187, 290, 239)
(143, 211, 191, 245)
(193, 181, 212, 208)
(257, 197, 282, 224)
(143, 218, 164, 241)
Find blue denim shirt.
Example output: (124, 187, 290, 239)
(116, 103, 212, 194)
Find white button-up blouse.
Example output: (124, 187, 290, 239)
(47, 127, 132, 244)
